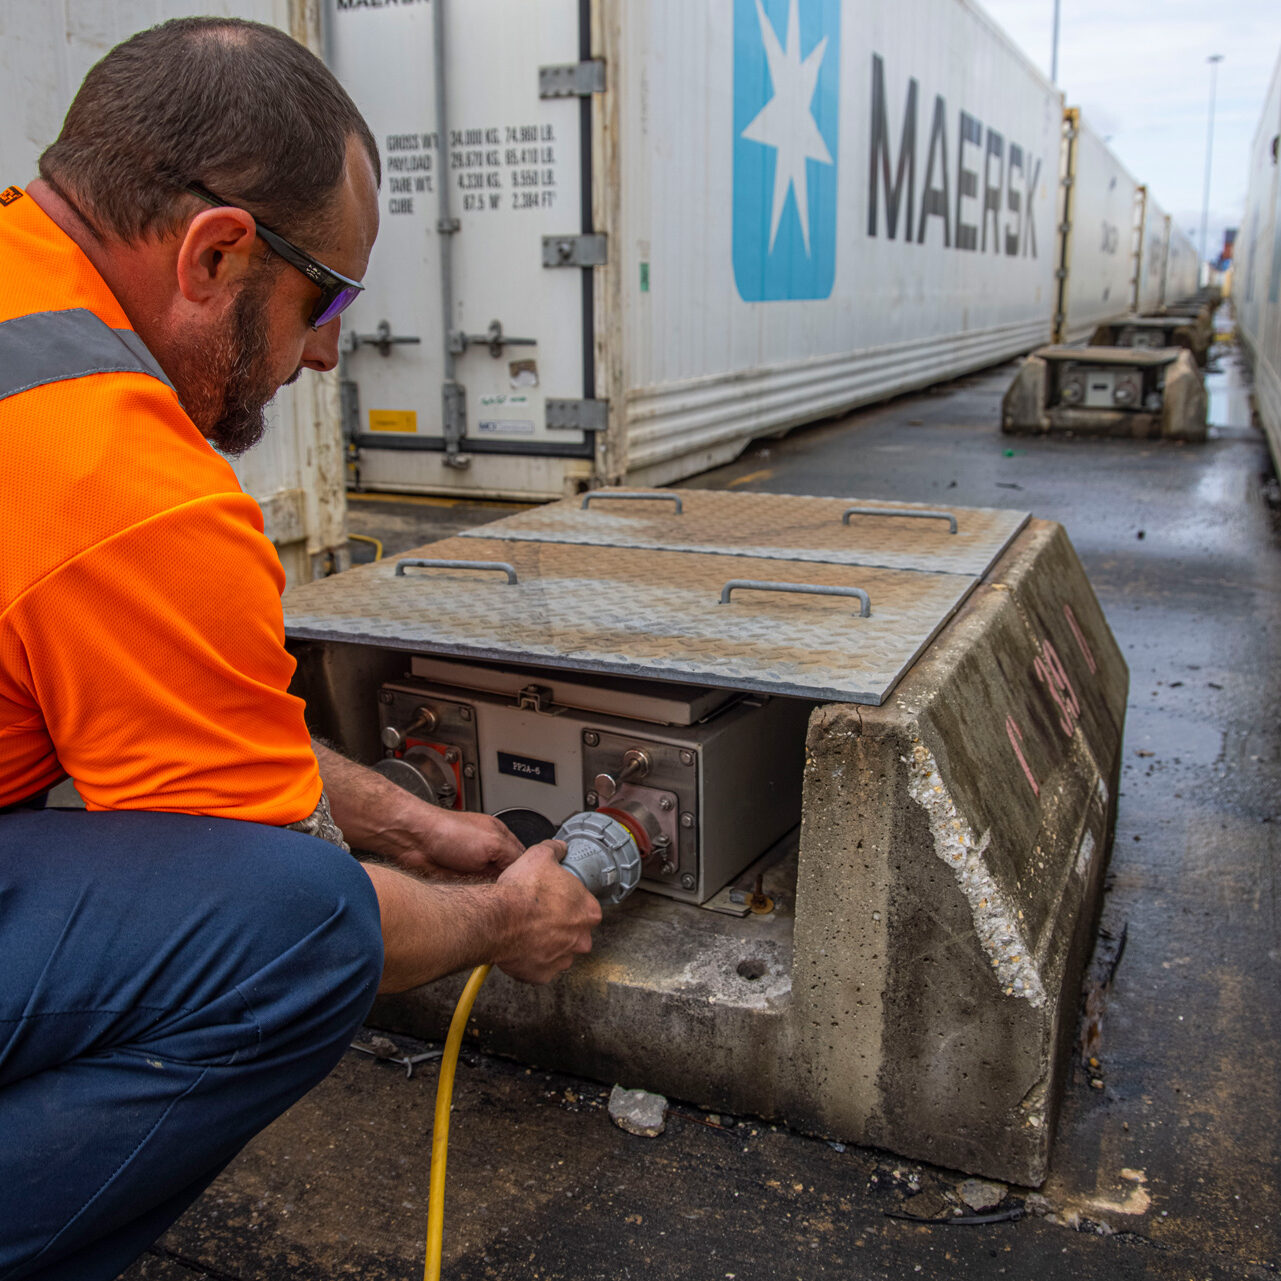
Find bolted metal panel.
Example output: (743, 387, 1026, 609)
(283, 536, 982, 706)
(458, 489, 1028, 577)
(538, 59, 606, 98)
(545, 398, 609, 431)
(542, 233, 608, 268)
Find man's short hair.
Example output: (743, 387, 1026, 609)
(39, 17, 380, 247)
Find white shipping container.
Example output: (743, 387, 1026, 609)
(331, 0, 1062, 499)
(0, 0, 348, 587)
(1235, 46, 1281, 472)
(1163, 223, 1200, 304)
(1054, 110, 1141, 342)
(1134, 188, 1170, 314)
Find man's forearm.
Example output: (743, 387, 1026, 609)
(311, 739, 422, 861)
(362, 862, 516, 992)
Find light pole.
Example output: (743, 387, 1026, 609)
(1051, 0, 1061, 83)
(1199, 54, 1224, 281)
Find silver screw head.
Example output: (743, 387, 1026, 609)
(443, 747, 461, 765)
(379, 689, 394, 705)
(585, 790, 599, 808)
(658, 796, 675, 811)
(462, 763, 476, 779)
(680, 873, 696, 891)
(679, 812, 695, 829)
(679, 749, 695, 766)
(583, 731, 600, 747)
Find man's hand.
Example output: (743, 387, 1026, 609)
(363, 838, 604, 992)
(492, 840, 603, 984)
(395, 807, 523, 878)
(312, 740, 522, 879)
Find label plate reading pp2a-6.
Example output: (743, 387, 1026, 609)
(497, 751, 557, 785)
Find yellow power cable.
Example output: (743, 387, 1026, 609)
(423, 963, 492, 1281)
(347, 532, 384, 560)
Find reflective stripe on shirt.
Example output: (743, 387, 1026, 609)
(0, 307, 173, 403)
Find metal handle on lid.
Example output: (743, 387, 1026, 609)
(841, 506, 958, 534)
(718, 580, 871, 618)
(580, 490, 683, 514)
(394, 559, 519, 584)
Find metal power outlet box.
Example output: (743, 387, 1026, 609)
(377, 664, 812, 904)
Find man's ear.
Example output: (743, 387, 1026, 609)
(174, 207, 259, 311)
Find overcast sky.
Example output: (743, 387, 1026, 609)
(977, 0, 1280, 261)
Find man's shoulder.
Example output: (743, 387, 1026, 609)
(0, 368, 252, 611)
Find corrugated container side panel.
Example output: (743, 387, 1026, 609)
(1137, 194, 1169, 313)
(1236, 49, 1281, 471)
(0, 0, 346, 588)
(1060, 115, 1140, 342)
(614, 0, 1060, 476)
(1164, 224, 1200, 303)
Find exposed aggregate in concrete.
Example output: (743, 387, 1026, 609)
(906, 738, 1047, 1006)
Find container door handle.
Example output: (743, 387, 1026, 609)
(395, 559, 519, 584)
(718, 580, 871, 618)
(581, 491, 683, 514)
(841, 506, 958, 534)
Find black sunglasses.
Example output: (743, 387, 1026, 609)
(185, 183, 364, 329)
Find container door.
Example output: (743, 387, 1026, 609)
(326, 0, 595, 497)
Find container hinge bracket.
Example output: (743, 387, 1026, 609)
(543, 234, 608, 268)
(546, 398, 608, 431)
(442, 381, 471, 469)
(449, 319, 537, 358)
(1055, 268, 1069, 280)
(437, 217, 461, 235)
(539, 60, 606, 98)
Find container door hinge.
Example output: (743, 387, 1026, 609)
(543, 234, 608, 268)
(442, 381, 471, 469)
(539, 60, 606, 98)
(545, 399, 608, 432)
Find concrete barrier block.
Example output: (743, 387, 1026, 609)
(789, 521, 1126, 1184)
(1000, 356, 1049, 433)
(1162, 350, 1209, 441)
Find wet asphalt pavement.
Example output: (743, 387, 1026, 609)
(124, 346, 1279, 1280)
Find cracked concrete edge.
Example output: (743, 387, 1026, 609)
(788, 520, 1127, 1184)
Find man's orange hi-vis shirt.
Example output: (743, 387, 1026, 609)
(0, 186, 322, 822)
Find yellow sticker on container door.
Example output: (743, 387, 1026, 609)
(368, 409, 418, 433)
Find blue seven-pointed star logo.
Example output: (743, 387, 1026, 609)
(732, 0, 840, 301)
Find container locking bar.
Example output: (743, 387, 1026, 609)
(347, 320, 422, 358)
(718, 580, 872, 618)
(448, 320, 536, 358)
(395, 559, 519, 584)
(841, 506, 958, 534)
(580, 490, 683, 513)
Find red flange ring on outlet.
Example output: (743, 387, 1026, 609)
(596, 806, 652, 859)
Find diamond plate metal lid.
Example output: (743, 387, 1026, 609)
(284, 536, 985, 705)
(456, 489, 1028, 577)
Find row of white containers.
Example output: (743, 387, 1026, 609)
(0, 0, 1206, 560)
(1234, 46, 1281, 475)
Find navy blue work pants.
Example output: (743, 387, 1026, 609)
(0, 809, 384, 1280)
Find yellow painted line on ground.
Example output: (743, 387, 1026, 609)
(347, 491, 530, 510)
(727, 469, 774, 488)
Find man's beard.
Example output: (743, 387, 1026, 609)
(180, 272, 299, 457)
